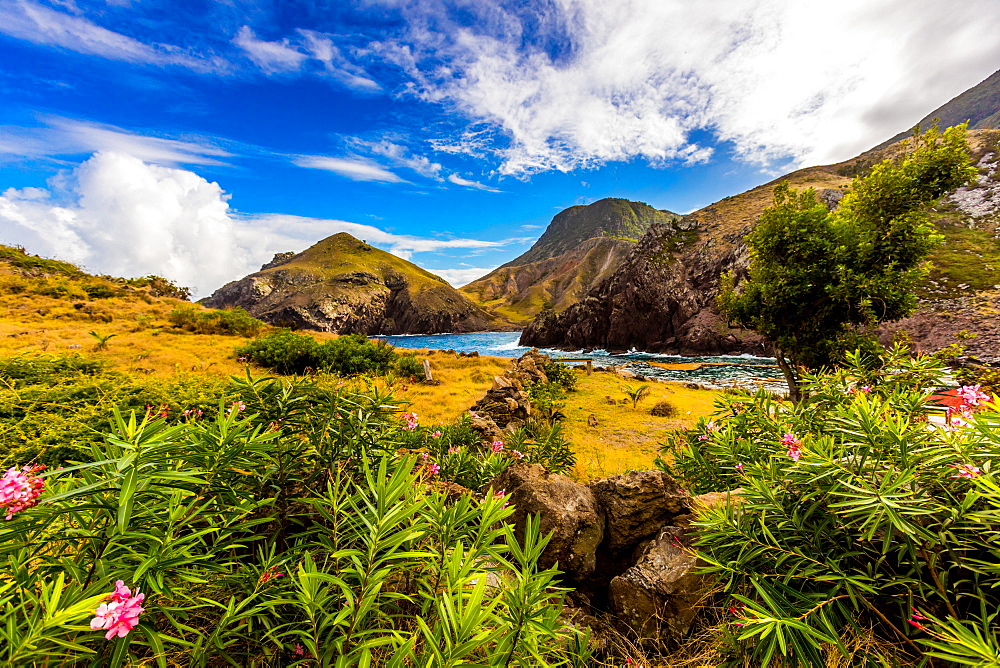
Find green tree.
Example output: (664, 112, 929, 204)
(718, 124, 975, 400)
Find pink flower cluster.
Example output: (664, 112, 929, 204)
(1, 464, 46, 520)
(947, 463, 982, 479)
(492, 489, 509, 509)
(402, 412, 418, 431)
(781, 433, 802, 462)
(491, 440, 505, 453)
(697, 421, 719, 442)
(947, 385, 993, 429)
(907, 607, 929, 631)
(90, 581, 145, 640)
(227, 401, 246, 415)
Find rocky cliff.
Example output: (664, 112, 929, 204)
(461, 198, 678, 323)
(522, 130, 1000, 361)
(201, 232, 502, 334)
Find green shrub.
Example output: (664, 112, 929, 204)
(237, 331, 399, 376)
(543, 359, 577, 390)
(168, 305, 264, 337)
(395, 353, 425, 379)
(660, 345, 1000, 665)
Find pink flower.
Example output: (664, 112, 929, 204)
(109, 580, 132, 603)
(227, 401, 246, 415)
(947, 463, 982, 479)
(402, 412, 418, 431)
(735, 462, 743, 471)
(238, 355, 248, 363)
(293, 642, 305, 656)
(781, 433, 802, 462)
(447, 446, 461, 454)
(491, 441, 505, 453)
(431, 430, 442, 439)
(424, 463, 441, 476)
(510, 450, 524, 460)
(0, 464, 46, 520)
(697, 434, 710, 442)
(957, 385, 990, 409)
(492, 489, 509, 508)
(91, 584, 145, 640)
(860, 386, 873, 393)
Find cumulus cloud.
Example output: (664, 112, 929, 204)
(0, 117, 232, 166)
(447, 173, 503, 192)
(0, 0, 222, 71)
(292, 154, 406, 182)
(372, 0, 1000, 172)
(0, 153, 525, 296)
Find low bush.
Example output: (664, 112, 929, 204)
(660, 345, 1000, 665)
(237, 330, 399, 376)
(650, 399, 677, 417)
(168, 305, 264, 337)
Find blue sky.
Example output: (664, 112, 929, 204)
(1, 0, 999, 297)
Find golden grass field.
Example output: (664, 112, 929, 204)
(0, 283, 720, 480)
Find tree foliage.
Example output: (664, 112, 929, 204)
(719, 124, 975, 397)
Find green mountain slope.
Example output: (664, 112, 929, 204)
(202, 232, 503, 334)
(461, 198, 679, 322)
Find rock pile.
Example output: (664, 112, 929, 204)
(491, 462, 741, 648)
(467, 350, 551, 436)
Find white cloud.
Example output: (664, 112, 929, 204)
(447, 173, 502, 192)
(234, 25, 308, 74)
(519, 224, 542, 230)
(351, 138, 443, 179)
(245, 213, 518, 260)
(0, 152, 526, 296)
(375, 0, 1000, 172)
(292, 155, 406, 183)
(0, 0, 222, 71)
(300, 30, 382, 91)
(430, 265, 497, 287)
(0, 117, 233, 166)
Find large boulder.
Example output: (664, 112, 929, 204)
(607, 526, 708, 645)
(590, 471, 691, 552)
(491, 463, 604, 579)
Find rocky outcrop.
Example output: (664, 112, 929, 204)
(492, 463, 605, 577)
(201, 233, 501, 334)
(521, 130, 1000, 356)
(591, 471, 690, 552)
(468, 349, 550, 434)
(461, 199, 678, 323)
(608, 526, 707, 644)
(489, 459, 741, 647)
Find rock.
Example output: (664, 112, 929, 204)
(467, 411, 505, 442)
(608, 526, 708, 645)
(428, 480, 474, 502)
(491, 463, 605, 579)
(590, 471, 691, 552)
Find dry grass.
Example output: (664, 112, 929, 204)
(559, 372, 718, 480)
(0, 288, 721, 481)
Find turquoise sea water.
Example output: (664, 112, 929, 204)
(376, 332, 783, 391)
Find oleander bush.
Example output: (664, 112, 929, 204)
(0, 374, 588, 666)
(660, 345, 1000, 666)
